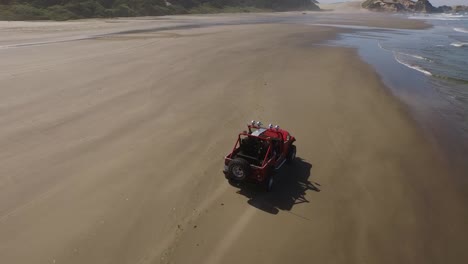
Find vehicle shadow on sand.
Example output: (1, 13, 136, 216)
(232, 158, 320, 215)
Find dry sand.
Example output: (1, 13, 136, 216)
(0, 13, 466, 264)
(318, 0, 365, 12)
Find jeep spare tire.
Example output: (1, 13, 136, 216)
(227, 158, 250, 181)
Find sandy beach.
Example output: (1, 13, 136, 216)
(0, 11, 467, 264)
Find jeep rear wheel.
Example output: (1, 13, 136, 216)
(227, 158, 250, 181)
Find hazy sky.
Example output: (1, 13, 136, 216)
(318, 0, 468, 7)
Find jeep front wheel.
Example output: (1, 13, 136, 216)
(264, 176, 274, 192)
(287, 145, 296, 164)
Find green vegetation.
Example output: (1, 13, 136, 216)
(0, 0, 320, 21)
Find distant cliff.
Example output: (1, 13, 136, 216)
(362, 0, 467, 13)
(414, 0, 436, 13)
(453, 5, 468, 12)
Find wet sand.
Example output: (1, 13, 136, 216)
(0, 13, 466, 264)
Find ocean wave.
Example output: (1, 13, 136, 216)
(442, 14, 465, 18)
(377, 42, 434, 62)
(408, 14, 466, 21)
(450, 42, 468, 47)
(396, 51, 433, 62)
(393, 52, 432, 76)
(409, 16, 460, 21)
(433, 74, 468, 84)
(377, 41, 391, 52)
(454, 27, 468, 34)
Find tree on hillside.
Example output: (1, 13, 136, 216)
(0, 0, 320, 20)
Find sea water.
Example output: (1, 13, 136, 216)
(312, 13, 468, 170)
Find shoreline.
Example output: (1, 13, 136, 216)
(0, 13, 466, 264)
(324, 21, 468, 181)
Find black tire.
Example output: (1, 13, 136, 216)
(264, 176, 274, 192)
(286, 145, 296, 164)
(227, 158, 251, 181)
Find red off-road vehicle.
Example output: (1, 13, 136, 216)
(223, 121, 297, 191)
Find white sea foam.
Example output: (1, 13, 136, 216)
(393, 52, 433, 76)
(409, 16, 457, 21)
(442, 14, 464, 18)
(377, 41, 392, 52)
(454, 27, 468, 34)
(450, 42, 468, 47)
(377, 41, 433, 62)
(396, 51, 433, 62)
(377, 41, 383, 49)
(408, 14, 463, 21)
(404, 53, 424, 60)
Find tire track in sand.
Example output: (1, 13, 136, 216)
(203, 206, 257, 264)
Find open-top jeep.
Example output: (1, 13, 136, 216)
(223, 121, 296, 191)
